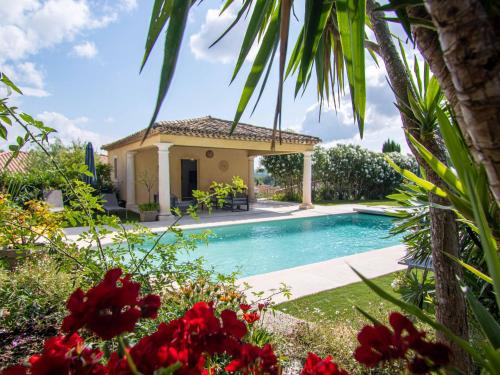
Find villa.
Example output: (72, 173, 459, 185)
(103, 116, 321, 218)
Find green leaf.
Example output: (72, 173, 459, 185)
(462, 171, 500, 314)
(406, 132, 465, 195)
(144, 0, 190, 141)
(272, 0, 293, 148)
(231, 0, 274, 83)
(140, 0, 173, 72)
(336, 0, 366, 137)
(232, 4, 280, 131)
(0, 73, 23, 95)
(447, 254, 493, 285)
(463, 284, 500, 349)
(385, 155, 448, 199)
(210, 0, 252, 50)
(296, 0, 333, 96)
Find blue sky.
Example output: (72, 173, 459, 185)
(0, 0, 410, 153)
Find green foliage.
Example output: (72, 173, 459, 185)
(261, 153, 303, 199)
(0, 193, 64, 250)
(261, 145, 417, 202)
(313, 145, 417, 201)
(391, 270, 435, 313)
(0, 256, 79, 332)
(0, 140, 114, 204)
(138, 202, 159, 212)
(382, 138, 401, 153)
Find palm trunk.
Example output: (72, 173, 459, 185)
(367, 1, 471, 372)
(424, 0, 500, 206)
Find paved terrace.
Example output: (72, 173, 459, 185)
(63, 200, 406, 302)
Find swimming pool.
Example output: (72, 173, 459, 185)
(159, 213, 402, 277)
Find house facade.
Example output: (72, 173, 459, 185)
(102, 116, 320, 218)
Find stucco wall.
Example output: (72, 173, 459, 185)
(108, 142, 249, 205)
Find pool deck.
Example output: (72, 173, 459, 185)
(63, 200, 406, 301)
(239, 244, 406, 304)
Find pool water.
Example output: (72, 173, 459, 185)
(160, 213, 402, 278)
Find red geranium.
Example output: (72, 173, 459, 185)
(61, 268, 160, 339)
(301, 353, 349, 375)
(354, 312, 450, 372)
(243, 312, 260, 324)
(239, 303, 251, 312)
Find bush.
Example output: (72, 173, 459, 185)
(0, 256, 78, 332)
(313, 145, 418, 201)
(261, 145, 418, 203)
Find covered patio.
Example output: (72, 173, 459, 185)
(103, 116, 321, 218)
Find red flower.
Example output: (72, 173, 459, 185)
(354, 324, 403, 367)
(61, 268, 160, 339)
(239, 303, 251, 312)
(243, 312, 260, 324)
(139, 294, 161, 319)
(301, 353, 349, 375)
(354, 312, 451, 372)
(221, 309, 247, 339)
(226, 343, 279, 374)
(257, 303, 267, 311)
(1, 366, 28, 375)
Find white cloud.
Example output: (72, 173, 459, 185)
(0, 0, 113, 62)
(0, 0, 137, 99)
(72, 41, 98, 59)
(190, 5, 257, 64)
(1, 61, 49, 97)
(119, 0, 137, 11)
(297, 96, 409, 153)
(36, 111, 108, 149)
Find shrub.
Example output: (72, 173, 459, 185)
(261, 145, 418, 203)
(0, 256, 78, 333)
(313, 145, 418, 201)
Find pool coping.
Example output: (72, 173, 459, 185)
(238, 244, 407, 304)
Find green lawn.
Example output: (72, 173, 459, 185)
(314, 199, 400, 207)
(277, 272, 400, 324)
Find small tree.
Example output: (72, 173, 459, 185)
(382, 139, 401, 153)
(138, 170, 156, 204)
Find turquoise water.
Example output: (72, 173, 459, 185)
(158, 213, 402, 277)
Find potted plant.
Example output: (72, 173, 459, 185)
(137, 171, 158, 222)
(138, 202, 159, 222)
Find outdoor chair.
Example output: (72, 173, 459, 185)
(102, 193, 128, 219)
(171, 195, 194, 215)
(43, 190, 65, 213)
(223, 191, 250, 212)
(398, 256, 433, 275)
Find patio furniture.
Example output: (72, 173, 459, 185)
(171, 195, 194, 214)
(102, 193, 128, 219)
(398, 256, 433, 276)
(43, 190, 65, 213)
(223, 191, 250, 212)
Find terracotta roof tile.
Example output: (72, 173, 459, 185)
(0, 151, 29, 174)
(103, 116, 321, 150)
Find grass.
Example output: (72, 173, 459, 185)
(314, 199, 400, 207)
(276, 272, 400, 324)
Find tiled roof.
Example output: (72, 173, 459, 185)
(103, 116, 321, 150)
(0, 151, 29, 173)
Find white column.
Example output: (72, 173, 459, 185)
(126, 151, 137, 208)
(157, 142, 174, 219)
(300, 151, 314, 209)
(248, 156, 256, 202)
